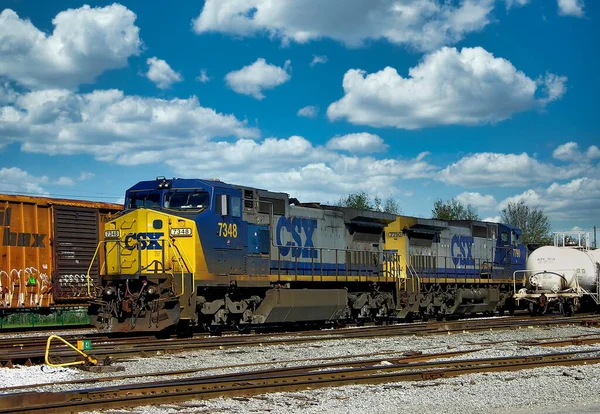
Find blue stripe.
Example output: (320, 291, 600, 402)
(270, 260, 379, 276)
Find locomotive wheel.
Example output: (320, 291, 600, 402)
(209, 324, 223, 336)
(235, 323, 251, 334)
(176, 320, 193, 338)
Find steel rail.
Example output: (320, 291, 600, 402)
(1, 349, 477, 392)
(1, 350, 599, 414)
(0, 315, 596, 366)
(520, 336, 600, 347)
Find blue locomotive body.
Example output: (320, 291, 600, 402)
(89, 177, 528, 333)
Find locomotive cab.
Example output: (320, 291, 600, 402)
(90, 177, 240, 333)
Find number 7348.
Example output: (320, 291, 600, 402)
(217, 222, 238, 238)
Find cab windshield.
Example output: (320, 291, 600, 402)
(126, 191, 161, 209)
(165, 190, 210, 210)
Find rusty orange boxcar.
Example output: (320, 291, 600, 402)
(0, 194, 121, 327)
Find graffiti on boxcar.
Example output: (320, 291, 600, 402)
(0, 266, 51, 308)
(55, 274, 89, 297)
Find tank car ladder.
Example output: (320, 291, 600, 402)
(580, 263, 600, 306)
(556, 232, 600, 306)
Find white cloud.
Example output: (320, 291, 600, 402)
(196, 69, 210, 83)
(79, 171, 95, 181)
(552, 142, 600, 162)
(55, 176, 75, 186)
(0, 82, 17, 105)
(326, 133, 388, 153)
(327, 47, 566, 129)
(0, 167, 49, 194)
(1, 81, 436, 204)
(438, 152, 584, 187)
(310, 55, 328, 67)
(0, 167, 95, 195)
(0, 89, 259, 163)
(557, 0, 585, 17)
(3, 90, 594, 227)
(505, 0, 531, 8)
(156, 137, 435, 203)
(225, 59, 291, 100)
(54, 171, 95, 186)
(146, 57, 182, 89)
(498, 178, 600, 223)
(483, 216, 502, 223)
(455, 192, 497, 210)
(193, 0, 495, 51)
(297, 105, 319, 118)
(0, 5, 141, 89)
(538, 73, 568, 105)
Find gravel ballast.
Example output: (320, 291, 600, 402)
(2, 324, 600, 413)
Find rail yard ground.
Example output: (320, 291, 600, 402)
(3, 318, 600, 413)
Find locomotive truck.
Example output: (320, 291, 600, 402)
(88, 177, 527, 334)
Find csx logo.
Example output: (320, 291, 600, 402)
(124, 232, 164, 250)
(276, 216, 318, 258)
(451, 235, 474, 266)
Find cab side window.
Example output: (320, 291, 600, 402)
(231, 196, 241, 217)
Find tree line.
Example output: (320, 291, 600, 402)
(337, 192, 552, 245)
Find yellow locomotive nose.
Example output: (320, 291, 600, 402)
(91, 207, 199, 333)
(103, 209, 196, 276)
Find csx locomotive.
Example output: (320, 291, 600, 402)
(88, 177, 527, 333)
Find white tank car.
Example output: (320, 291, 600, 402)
(526, 246, 600, 292)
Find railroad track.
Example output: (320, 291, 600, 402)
(2, 348, 600, 413)
(0, 314, 597, 367)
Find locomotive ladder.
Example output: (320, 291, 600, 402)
(552, 231, 600, 306)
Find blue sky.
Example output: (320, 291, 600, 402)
(0, 0, 598, 232)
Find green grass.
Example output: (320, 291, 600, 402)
(0, 308, 91, 329)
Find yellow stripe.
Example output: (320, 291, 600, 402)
(195, 273, 398, 284)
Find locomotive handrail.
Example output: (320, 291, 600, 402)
(169, 238, 192, 298)
(406, 262, 421, 293)
(86, 240, 106, 297)
(409, 254, 514, 282)
(274, 245, 388, 280)
(512, 269, 528, 297)
(86, 237, 191, 298)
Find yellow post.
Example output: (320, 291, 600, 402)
(45, 335, 98, 368)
